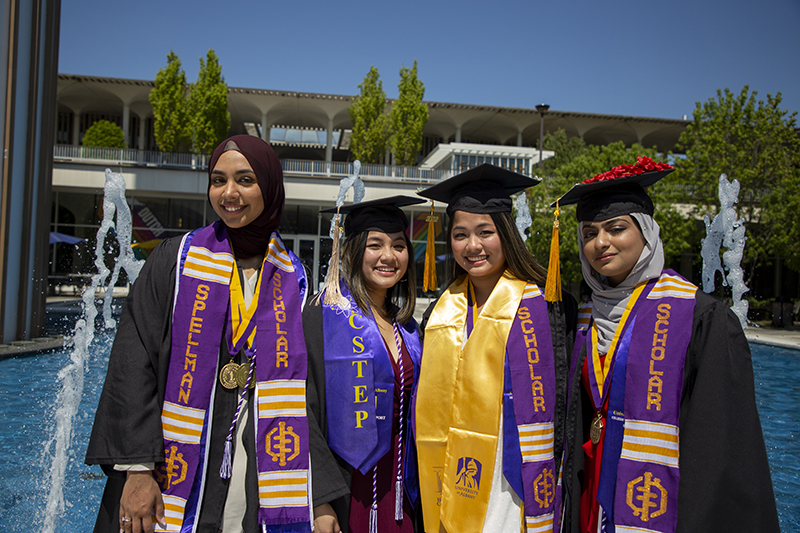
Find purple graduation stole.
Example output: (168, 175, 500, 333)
(574, 271, 697, 533)
(506, 283, 560, 532)
(155, 222, 311, 532)
(467, 282, 560, 532)
(321, 281, 422, 474)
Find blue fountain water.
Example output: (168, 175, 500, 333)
(0, 339, 796, 531)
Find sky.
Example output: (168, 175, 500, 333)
(58, 0, 800, 121)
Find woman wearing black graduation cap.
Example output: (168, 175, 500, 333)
(414, 164, 578, 533)
(304, 196, 424, 533)
(86, 135, 314, 533)
(555, 158, 778, 533)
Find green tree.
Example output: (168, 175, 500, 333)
(149, 51, 190, 152)
(673, 86, 800, 277)
(82, 120, 126, 148)
(349, 66, 389, 164)
(189, 49, 230, 155)
(526, 130, 694, 290)
(390, 61, 428, 166)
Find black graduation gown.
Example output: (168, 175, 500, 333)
(85, 236, 303, 532)
(560, 290, 780, 533)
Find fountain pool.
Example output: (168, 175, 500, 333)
(0, 339, 797, 531)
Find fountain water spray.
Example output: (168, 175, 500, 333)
(328, 160, 365, 238)
(701, 173, 749, 329)
(514, 191, 532, 242)
(41, 169, 144, 532)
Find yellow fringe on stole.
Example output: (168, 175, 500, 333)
(423, 202, 438, 292)
(415, 271, 526, 533)
(544, 203, 562, 303)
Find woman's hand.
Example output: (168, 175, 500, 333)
(119, 471, 166, 533)
(313, 503, 341, 533)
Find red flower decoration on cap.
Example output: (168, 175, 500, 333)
(583, 157, 673, 184)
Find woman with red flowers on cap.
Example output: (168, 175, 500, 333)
(86, 136, 314, 533)
(556, 158, 778, 533)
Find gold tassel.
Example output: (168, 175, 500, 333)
(323, 208, 348, 308)
(544, 202, 562, 302)
(423, 202, 438, 292)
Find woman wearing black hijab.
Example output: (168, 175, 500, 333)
(86, 135, 314, 533)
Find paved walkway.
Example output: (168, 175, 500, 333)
(0, 336, 68, 359)
(744, 326, 800, 351)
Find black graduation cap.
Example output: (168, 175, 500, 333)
(418, 164, 541, 216)
(320, 195, 424, 307)
(321, 195, 425, 235)
(554, 165, 674, 222)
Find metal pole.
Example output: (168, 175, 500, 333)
(535, 103, 549, 170)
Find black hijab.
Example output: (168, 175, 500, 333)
(208, 135, 285, 259)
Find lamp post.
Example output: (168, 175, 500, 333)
(535, 103, 549, 170)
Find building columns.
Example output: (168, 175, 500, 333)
(455, 125, 462, 143)
(122, 103, 130, 146)
(261, 111, 269, 141)
(72, 111, 80, 145)
(138, 115, 146, 150)
(325, 117, 334, 163)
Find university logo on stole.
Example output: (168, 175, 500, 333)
(455, 456, 482, 499)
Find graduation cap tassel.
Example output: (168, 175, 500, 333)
(423, 202, 438, 292)
(323, 208, 347, 308)
(544, 202, 562, 302)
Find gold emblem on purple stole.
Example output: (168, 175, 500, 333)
(626, 471, 668, 522)
(155, 445, 188, 490)
(266, 421, 300, 466)
(534, 468, 556, 508)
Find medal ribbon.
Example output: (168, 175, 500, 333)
(226, 261, 264, 358)
(587, 280, 652, 410)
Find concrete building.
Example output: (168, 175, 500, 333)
(51, 74, 691, 296)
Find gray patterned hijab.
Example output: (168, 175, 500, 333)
(578, 213, 664, 353)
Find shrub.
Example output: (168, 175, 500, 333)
(82, 120, 126, 149)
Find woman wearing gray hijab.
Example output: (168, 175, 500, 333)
(555, 158, 778, 533)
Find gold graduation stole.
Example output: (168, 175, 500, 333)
(416, 271, 526, 533)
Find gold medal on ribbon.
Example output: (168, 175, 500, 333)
(590, 411, 604, 444)
(219, 359, 240, 390)
(235, 359, 256, 389)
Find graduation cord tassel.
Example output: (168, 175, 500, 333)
(220, 355, 256, 479)
(544, 202, 563, 303)
(324, 207, 347, 308)
(370, 467, 378, 533)
(423, 202, 438, 292)
(392, 321, 405, 521)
